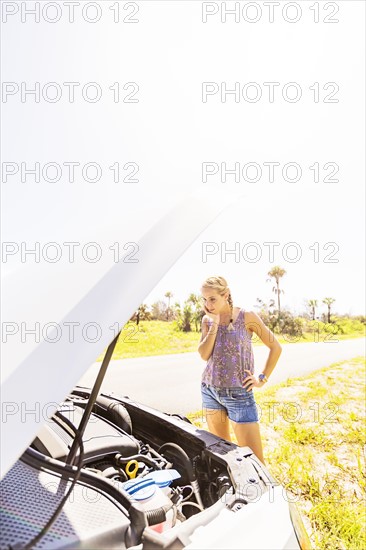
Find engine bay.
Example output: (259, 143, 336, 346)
(0, 387, 278, 549)
(31, 388, 276, 531)
(31, 391, 231, 531)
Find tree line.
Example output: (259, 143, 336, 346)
(129, 266, 356, 337)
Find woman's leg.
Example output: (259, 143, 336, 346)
(205, 408, 231, 441)
(230, 421, 265, 464)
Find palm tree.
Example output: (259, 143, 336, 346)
(180, 303, 193, 332)
(138, 304, 150, 320)
(267, 266, 286, 317)
(130, 304, 150, 324)
(187, 293, 204, 332)
(165, 291, 173, 321)
(323, 297, 335, 323)
(307, 299, 318, 321)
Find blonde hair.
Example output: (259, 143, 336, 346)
(201, 276, 234, 312)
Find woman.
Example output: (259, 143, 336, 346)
(198, 276, 282, 464)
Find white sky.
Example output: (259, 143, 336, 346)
(144, 184, 365, 316)
(2, 1, 365, 317)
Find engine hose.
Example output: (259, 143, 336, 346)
(101, 466, 128, 482)
(157, 443, 204, 511)
(158, 443, 194, 481)
(115, 453, 163, 470)
(191, 479, 204, 511)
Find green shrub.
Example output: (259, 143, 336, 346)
(269, 310, 303, 338)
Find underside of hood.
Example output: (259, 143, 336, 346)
(1, 187, 244, 478)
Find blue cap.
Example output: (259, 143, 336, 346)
(122, 478, 156, 500)
(148, 469, 181, 488)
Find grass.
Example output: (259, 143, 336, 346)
(96, 320, 364, 361)
(98, 321, 202, 361)
(187, 357, 366, 550)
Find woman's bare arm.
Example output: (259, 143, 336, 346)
(198, 315, 219, 361)
(245, 311, 282, 379)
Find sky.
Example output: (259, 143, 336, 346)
(2, 1, 365, 321)
(143, 184, 365, 316)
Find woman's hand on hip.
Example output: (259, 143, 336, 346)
(243, 369, 266, 391)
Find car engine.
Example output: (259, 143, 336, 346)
(31, 394, 211, 531)
(0, 388, 278, 550)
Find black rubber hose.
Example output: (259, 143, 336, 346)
(101, 466, 128, 482)
(158, 443, 195, 482)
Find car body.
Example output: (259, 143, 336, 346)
(1, 190, 310, 549)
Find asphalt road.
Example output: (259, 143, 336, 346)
(77, 338, 365, 415)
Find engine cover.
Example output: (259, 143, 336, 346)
(33, 403, 140, 463)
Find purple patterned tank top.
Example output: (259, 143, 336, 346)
(201, 309, 254, 388)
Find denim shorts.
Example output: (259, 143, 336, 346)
(201, 382, 259, 424)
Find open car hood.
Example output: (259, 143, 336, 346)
(1, 187, 244, 478)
